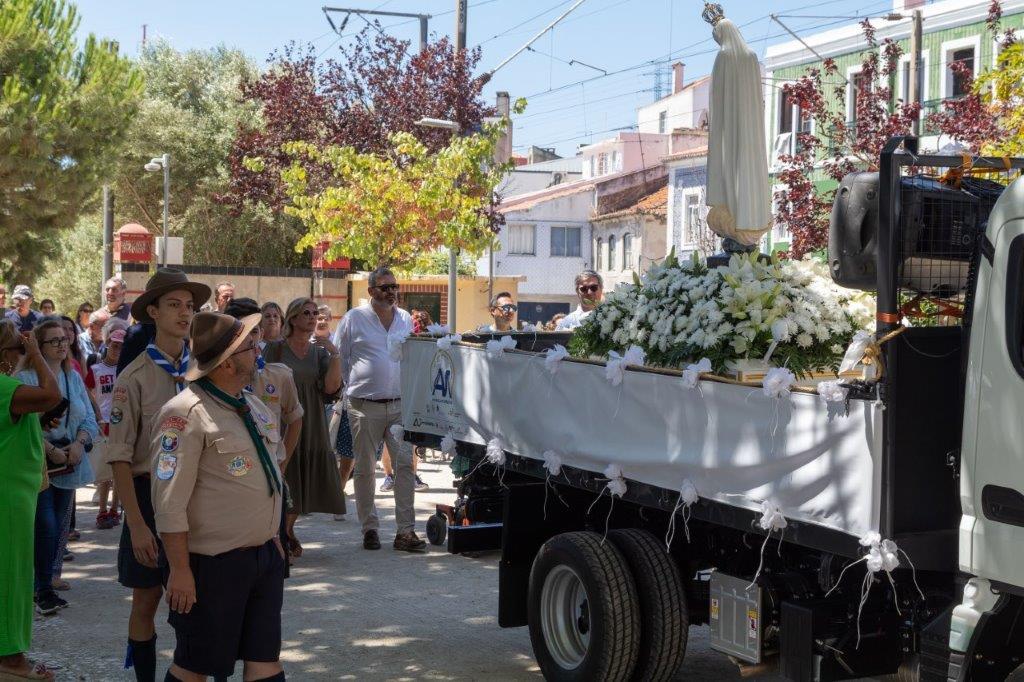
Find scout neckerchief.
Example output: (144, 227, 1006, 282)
(195, 377, 281, 497)
(244, 355, 266, 394)
(147, 342, 190, 393)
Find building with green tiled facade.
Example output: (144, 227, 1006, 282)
(762, 0, 1024, 252)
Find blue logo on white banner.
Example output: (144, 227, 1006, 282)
(430, 351, 454, 403)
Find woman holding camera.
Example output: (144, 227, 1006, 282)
(16, 319, 97, 615)
(0, 319, 61, 680)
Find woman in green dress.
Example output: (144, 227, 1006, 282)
(263, 298, 345, 558)
(0, 320, 62, 680)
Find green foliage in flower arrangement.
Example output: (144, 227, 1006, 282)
(568, 251, 875, 378)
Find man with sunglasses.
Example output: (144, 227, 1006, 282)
(479, 292, 517, 333)
(557, 270, 605, 331)
(334, 267, 425, 552)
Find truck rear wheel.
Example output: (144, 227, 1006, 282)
(528, 531, 641, 681)
(608, 529, 689, 681)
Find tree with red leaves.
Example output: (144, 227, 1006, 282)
(774, 21, 921, 257)
(221, 29, 494, 214)
(927, 1, 1017, 154)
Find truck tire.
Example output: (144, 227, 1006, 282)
(528, 531, 641, 681)
(608, 529, 689, 681)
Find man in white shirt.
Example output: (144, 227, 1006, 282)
(477, 291, 516, 333)
(557, 270, 605, 330)
(333, 267, 425, 552)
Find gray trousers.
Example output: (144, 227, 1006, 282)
(346, 398, 415, 534)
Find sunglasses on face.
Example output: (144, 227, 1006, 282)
(375, 284, 400, 293)
(81, 309, 93, 314)
(298, 309, 318, 318)
(497, 304, 517, 313)
(578, 284, 601, 295)
(1, 344, 25, 355)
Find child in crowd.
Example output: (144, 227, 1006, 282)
(85, 318, 128, 529)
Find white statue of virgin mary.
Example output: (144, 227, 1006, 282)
(704, 4, 772, 248)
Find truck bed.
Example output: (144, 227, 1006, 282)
(401, 337, 883, 543)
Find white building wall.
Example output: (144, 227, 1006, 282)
(480, 191, 596, 302)
(637, 79, 711, 135)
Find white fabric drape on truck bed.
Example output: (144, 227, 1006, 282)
(401, 340, 883, 539)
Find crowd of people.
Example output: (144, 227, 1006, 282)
(0, 266, 606, 681)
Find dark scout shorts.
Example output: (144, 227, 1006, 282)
(117, 474, 164, 589)
(168, 539, 286, 678)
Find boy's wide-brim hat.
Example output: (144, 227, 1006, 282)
(184, 312, 261, 382)
(130, 268, 212, 323)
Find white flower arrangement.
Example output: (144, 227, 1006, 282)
(569, 252, 873, 377)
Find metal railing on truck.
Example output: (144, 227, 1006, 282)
(871, 137, 1024, 560)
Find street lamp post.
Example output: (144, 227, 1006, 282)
(415, 117, 461, 332)
(144, 154, 170, 266)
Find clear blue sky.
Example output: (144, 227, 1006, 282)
(74, 0, 900, 157)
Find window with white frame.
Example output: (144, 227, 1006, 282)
(658, 110, 668, 134)
(773, 87, 812, 162)
(684, 194, 702, 245)
(588, 156, 595, 178)
(607, 234, 616, 271)
(950, 47, 976, 97)
(622, 233, 633, 270)
(551, 226, 581, 257)
(941, 37, 981, 101)
(847, 69, 873, 129)
(506, 224, 535, 255)
(595, 237, 602, 267)
(898, 52, 928, 106)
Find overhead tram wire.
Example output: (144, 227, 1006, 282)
(520, 0, 898, 101)
(480, 0, 577, 45)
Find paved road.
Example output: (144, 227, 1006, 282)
(30, 455, 798, 680)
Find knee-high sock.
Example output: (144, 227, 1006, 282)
(128, 635, 157, 682)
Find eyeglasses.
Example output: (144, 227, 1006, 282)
(577, 284, 601, 295)
(41, 338, 69, 348)
(298, 310, 318, 318)
(497, 304, 518, 313)
(375, 284, 400, 293)
(81, 308, 93, 314)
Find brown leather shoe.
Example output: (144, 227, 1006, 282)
(393, 531, 427, 552)
(363, 530, 381, 550)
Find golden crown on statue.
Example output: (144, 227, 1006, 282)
(702, 1, 725, 25)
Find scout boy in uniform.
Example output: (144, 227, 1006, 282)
(104, 269, 210, 682)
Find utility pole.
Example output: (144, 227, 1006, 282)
(489, 91, 512, 306)
(446, 0, 468, 332)
(909, 9, 923, 136)
(142, 24, 147, 49)
(102, 186, 114, 295)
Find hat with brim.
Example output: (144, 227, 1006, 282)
(184, 312, 261, 382)
(130, 268, 212, 324)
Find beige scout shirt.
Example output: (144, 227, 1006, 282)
(250, 362, 303, 463)
(104, 349, 183, 476)
(150, 383, 283, 556)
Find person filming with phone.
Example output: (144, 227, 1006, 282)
(16, 320, 98, 616)
(0, 320, 63, 680)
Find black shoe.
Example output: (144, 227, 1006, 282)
(34, 590, 61, 616)
(363, 530, 381, 550)
(55, 594, 68, 609)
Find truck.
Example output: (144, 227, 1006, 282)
(400, 138, 1024, 681)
